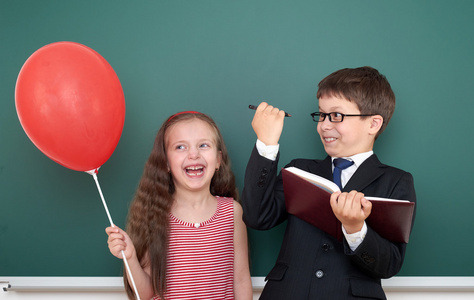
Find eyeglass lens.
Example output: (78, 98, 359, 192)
(313, 112, 343, 122)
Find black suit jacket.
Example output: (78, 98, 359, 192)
(242, 146, 416, 300)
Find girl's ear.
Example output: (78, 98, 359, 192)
(369, 115, 383, 136)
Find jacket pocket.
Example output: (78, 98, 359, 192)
(349, 277, 386, 299)
(265, 263, 288, 281)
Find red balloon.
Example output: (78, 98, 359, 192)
(15, 42, 125, 172)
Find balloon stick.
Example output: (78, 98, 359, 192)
(89, 171, 141, 300)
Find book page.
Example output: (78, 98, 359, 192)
(365, 196, 409, 202)
(285, 167, 409, 202)
(285, 167, 340, 193)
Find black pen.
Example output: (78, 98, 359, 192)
(248, 105, 292, 117)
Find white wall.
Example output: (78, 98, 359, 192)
(1, 277, 474, 300)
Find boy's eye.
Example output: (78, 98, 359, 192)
(331, 112, 343, 121)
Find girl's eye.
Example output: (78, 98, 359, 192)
(200, 143, 210, 149)
(176, 145, 186, 150)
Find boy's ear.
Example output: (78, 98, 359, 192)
(368, 115, 383, 135)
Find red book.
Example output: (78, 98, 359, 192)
(282, 167, 415, 243)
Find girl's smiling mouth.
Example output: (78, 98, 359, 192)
(185, 165, 204, 176)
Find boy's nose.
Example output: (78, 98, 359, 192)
(319, 117, 334, 130)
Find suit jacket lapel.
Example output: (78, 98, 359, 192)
(343, 154, 385, 192)
(307, 156, 333, 181)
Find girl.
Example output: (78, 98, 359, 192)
(106, 111, 252, 300)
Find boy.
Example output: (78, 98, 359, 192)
(241, 66, 416, 299)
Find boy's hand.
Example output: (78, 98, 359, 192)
(251, 102, 286, 146)
(106, 225, 136, 261)
(330, 190, 372, 234)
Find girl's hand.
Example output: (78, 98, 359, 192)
(105, 225, 136, 261)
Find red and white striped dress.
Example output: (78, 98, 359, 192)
(153, 197, 235, 300)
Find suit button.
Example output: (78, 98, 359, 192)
(322, 244, 330, 251)
(315, 270, 324, 278)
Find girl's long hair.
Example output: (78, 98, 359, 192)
(123, 112, 238, 299)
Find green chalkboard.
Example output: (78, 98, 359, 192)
(1, 0, 474, 277)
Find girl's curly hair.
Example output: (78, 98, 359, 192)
(123, 112, 238, 299)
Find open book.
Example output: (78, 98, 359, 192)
(282, 167, 415, 243)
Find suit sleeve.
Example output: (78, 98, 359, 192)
(241, 145, 288, 230)
(345, 171, 416, 279)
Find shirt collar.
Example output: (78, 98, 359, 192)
(331, 150, 373, 168)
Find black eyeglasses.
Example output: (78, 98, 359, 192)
(310, 112, 375, 123)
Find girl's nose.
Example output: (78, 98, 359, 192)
(188, 146, 200, 159)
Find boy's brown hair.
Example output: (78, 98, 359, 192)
(316, 66, 395, 138)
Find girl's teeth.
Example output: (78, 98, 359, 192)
(187, 170, 203, 176)
(186, 166, 204, 176)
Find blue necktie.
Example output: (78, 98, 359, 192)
(333, 158, 354, 190)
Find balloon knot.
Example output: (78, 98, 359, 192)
(85, 168, 100, 175)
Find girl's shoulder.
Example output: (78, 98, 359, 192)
(216, 196, 242, 212)
(215, 196, 235, 204)
(216, 196, 245, 221)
